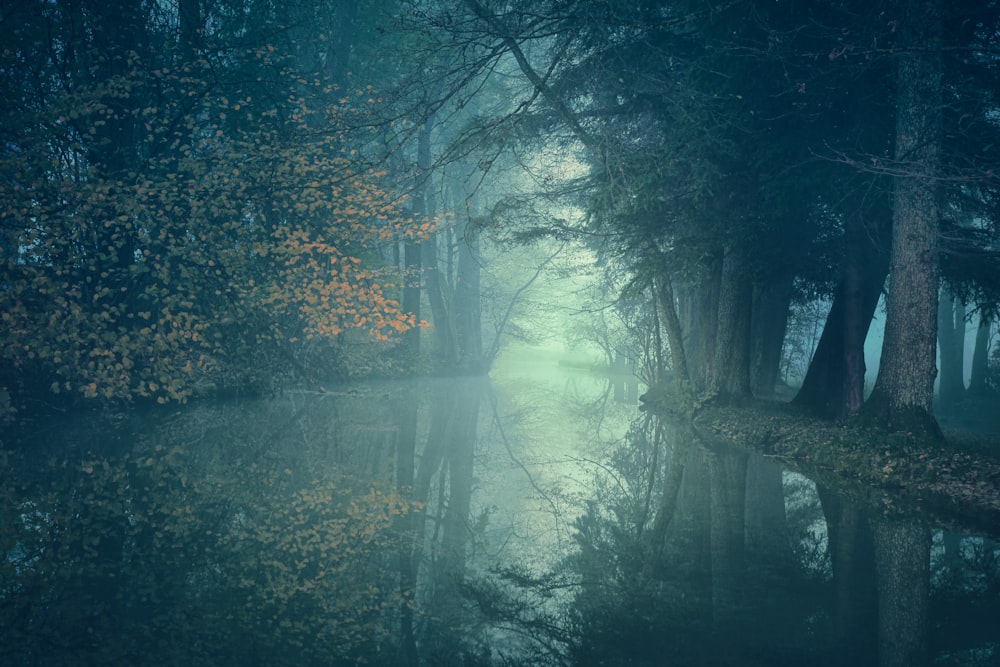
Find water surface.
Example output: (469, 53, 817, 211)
(2, 355, 997, 666)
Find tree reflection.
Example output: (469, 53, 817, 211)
(3, 385, 998, 666)
(873, 518, 931, 667)
(1, 440, 414, 665)
(818, 485, 879, 665)
(464, 408, 999, 667)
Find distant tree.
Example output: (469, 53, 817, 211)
(392, 0, 1000, 427)
(968, 315, 995, 395)
(936, 291, 967, 413)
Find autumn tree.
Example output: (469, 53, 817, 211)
(0, 0, 426, 411)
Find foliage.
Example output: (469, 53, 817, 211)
(0, 0, 428, 410)
(0, 443, 417, 666)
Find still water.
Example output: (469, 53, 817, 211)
(2, 350, 998, 666)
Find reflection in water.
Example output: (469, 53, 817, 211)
(1, 415, 415, 665)
(2, 360, 999, 666)
(873, 518, 931, 667)
(818, 485, 879, 664)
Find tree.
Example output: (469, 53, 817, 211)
(936, 290, 967, 413)
(968, 314, 995, 395)
(0, 0, 425, 410)
(862, 0, 944, 435)
(396, 0, 1000, 431)
(431, 1, 884, 406)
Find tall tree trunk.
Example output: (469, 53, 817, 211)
(863, 0, 943, 436)
(968, 313, 993, 394)
(402, 247, 423, 357)
(750, 277, 793, 397)
(425, 227, 457, 366)
(422, 379, 483, 659)
(454, 212, 483, 371)
(678, 442, 714, 624)
(680, 256, 722, 392)
(81, 0, 149, 309)
(936, 290, 966, 412)
(404, 118, 438, 360)
(644, 423, 687, 575)
(326, 0, 357, 92)
(417, 119, 459, 367)
(178, 0, 202, 57)
(654, 272, 692, 395)
(794, 206, 890, 419)
(709, 246, 753, 403)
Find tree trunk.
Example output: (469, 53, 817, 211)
(968, 313, 992, 394)
(936, 290, 966, 412)
(417, 120, 460, 368)
(709, 246, 753, 403)
(794, 205, 889, 419)
(680, 256, 721, 392)
(401, 152, 426, 358)
(402, 247, 423, 357)
(750, 277, 793, 397)
(454, 214, 483, 371)
(178, 0, 202, 57)
(326, 0, 357, 92)
(81, 0, 149, 309)
(436, 382, 481, 592)
(425, 228, 457, 365)
(678, 441, 714, 624)
(644, 425, 687, 575)
(862, 0, 943, 436)
(654, 272, 692, 395)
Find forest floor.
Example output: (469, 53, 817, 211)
(685, 397, 1000, 538)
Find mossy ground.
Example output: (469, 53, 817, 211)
(682, 398, 1000, 537)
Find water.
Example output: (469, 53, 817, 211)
(1, 353, 997, 666)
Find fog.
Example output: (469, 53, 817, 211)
(3, 1, 1000, 665)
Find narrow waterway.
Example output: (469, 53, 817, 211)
(2, 350, 997, 666)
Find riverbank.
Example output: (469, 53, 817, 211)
(687, 399, 1000, 538)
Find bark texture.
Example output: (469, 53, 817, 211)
(655, 273, 692, 394)
(863, 0, 943, 434)
(679, 256, 721, 392)
(709, 247, 753, 402)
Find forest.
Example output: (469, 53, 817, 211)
(3, 0, 1000, 427)
(2, 0, 1000, 665)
